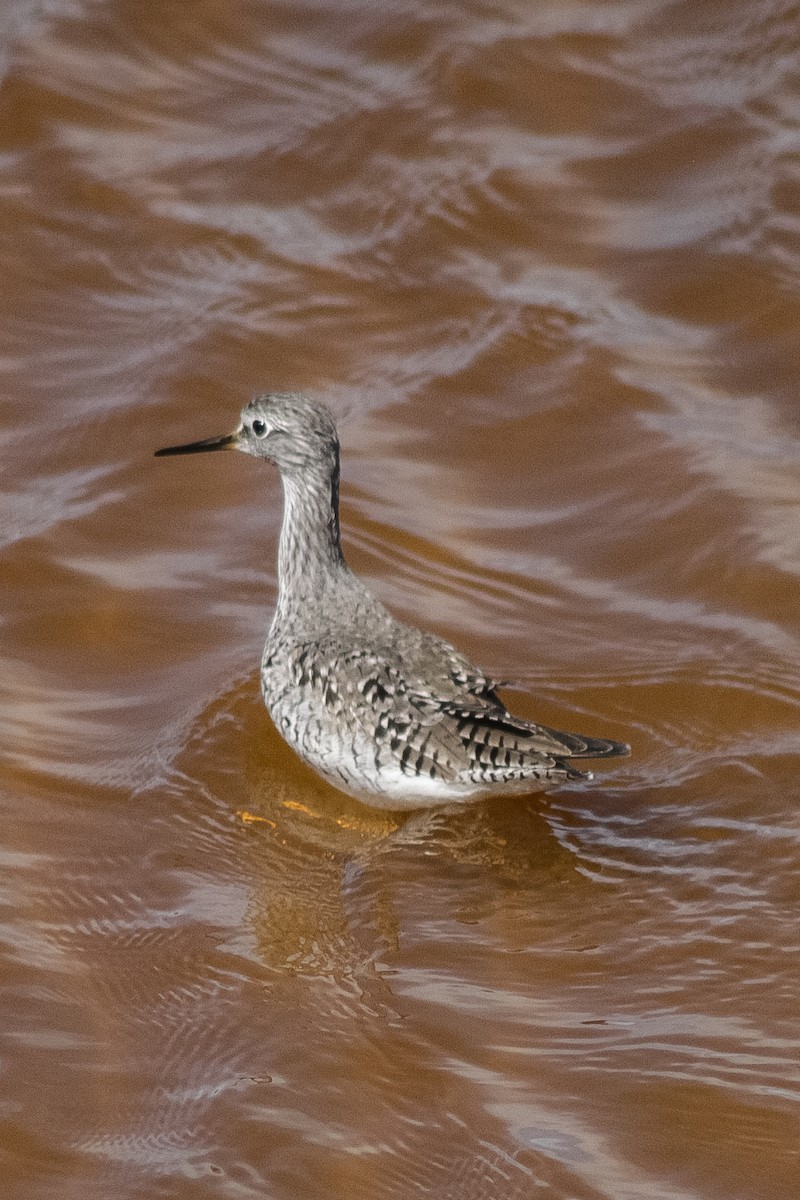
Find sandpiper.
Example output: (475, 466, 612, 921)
(156, 393, 629, 809)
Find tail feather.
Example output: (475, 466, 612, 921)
(558, 760, 594, 781)
(543, 726, 631, 760)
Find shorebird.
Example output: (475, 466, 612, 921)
(156, 393, 629, 809)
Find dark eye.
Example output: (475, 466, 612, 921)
(252, 419, 268, 438)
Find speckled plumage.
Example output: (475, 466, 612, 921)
(156, 392, 630, 809)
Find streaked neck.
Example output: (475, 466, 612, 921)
(275, 453, 347, 619)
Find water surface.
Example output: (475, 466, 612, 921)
(1, 2, 799, 1197)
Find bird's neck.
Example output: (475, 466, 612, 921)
(275, 451, 348, 618)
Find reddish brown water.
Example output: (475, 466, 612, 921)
(2, 2, 800, 1197)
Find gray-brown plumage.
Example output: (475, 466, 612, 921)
(156, 393, 629, 809)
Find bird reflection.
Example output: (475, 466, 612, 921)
(226, 680, 578, 992)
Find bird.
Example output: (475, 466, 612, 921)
(155, 393, 629, 810)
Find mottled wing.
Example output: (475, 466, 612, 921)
(281, 642, 621, 788)
(398, 696, 627, 785)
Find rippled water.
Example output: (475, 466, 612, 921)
(2, 1, 800, 1197)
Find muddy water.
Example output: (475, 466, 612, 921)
(2, 1, 800, 1197)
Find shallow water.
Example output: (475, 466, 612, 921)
(2, 1, 800, 1197)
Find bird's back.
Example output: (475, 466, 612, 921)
(262, 583, 628, 809)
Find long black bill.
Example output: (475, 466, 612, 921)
(155, 431, 239, 457)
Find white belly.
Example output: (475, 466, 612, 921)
(264, 694, 483, 809)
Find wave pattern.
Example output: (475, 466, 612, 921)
(0, 0, 799, 1197)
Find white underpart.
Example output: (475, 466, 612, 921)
(345, 763, 482, 808)
(294, 734, 552, 811)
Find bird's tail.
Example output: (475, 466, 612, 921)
(544, 726, 631, 760)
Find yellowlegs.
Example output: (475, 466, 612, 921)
(156, 393, 629, 809)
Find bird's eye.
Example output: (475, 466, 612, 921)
(252, 419, 268, 438)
